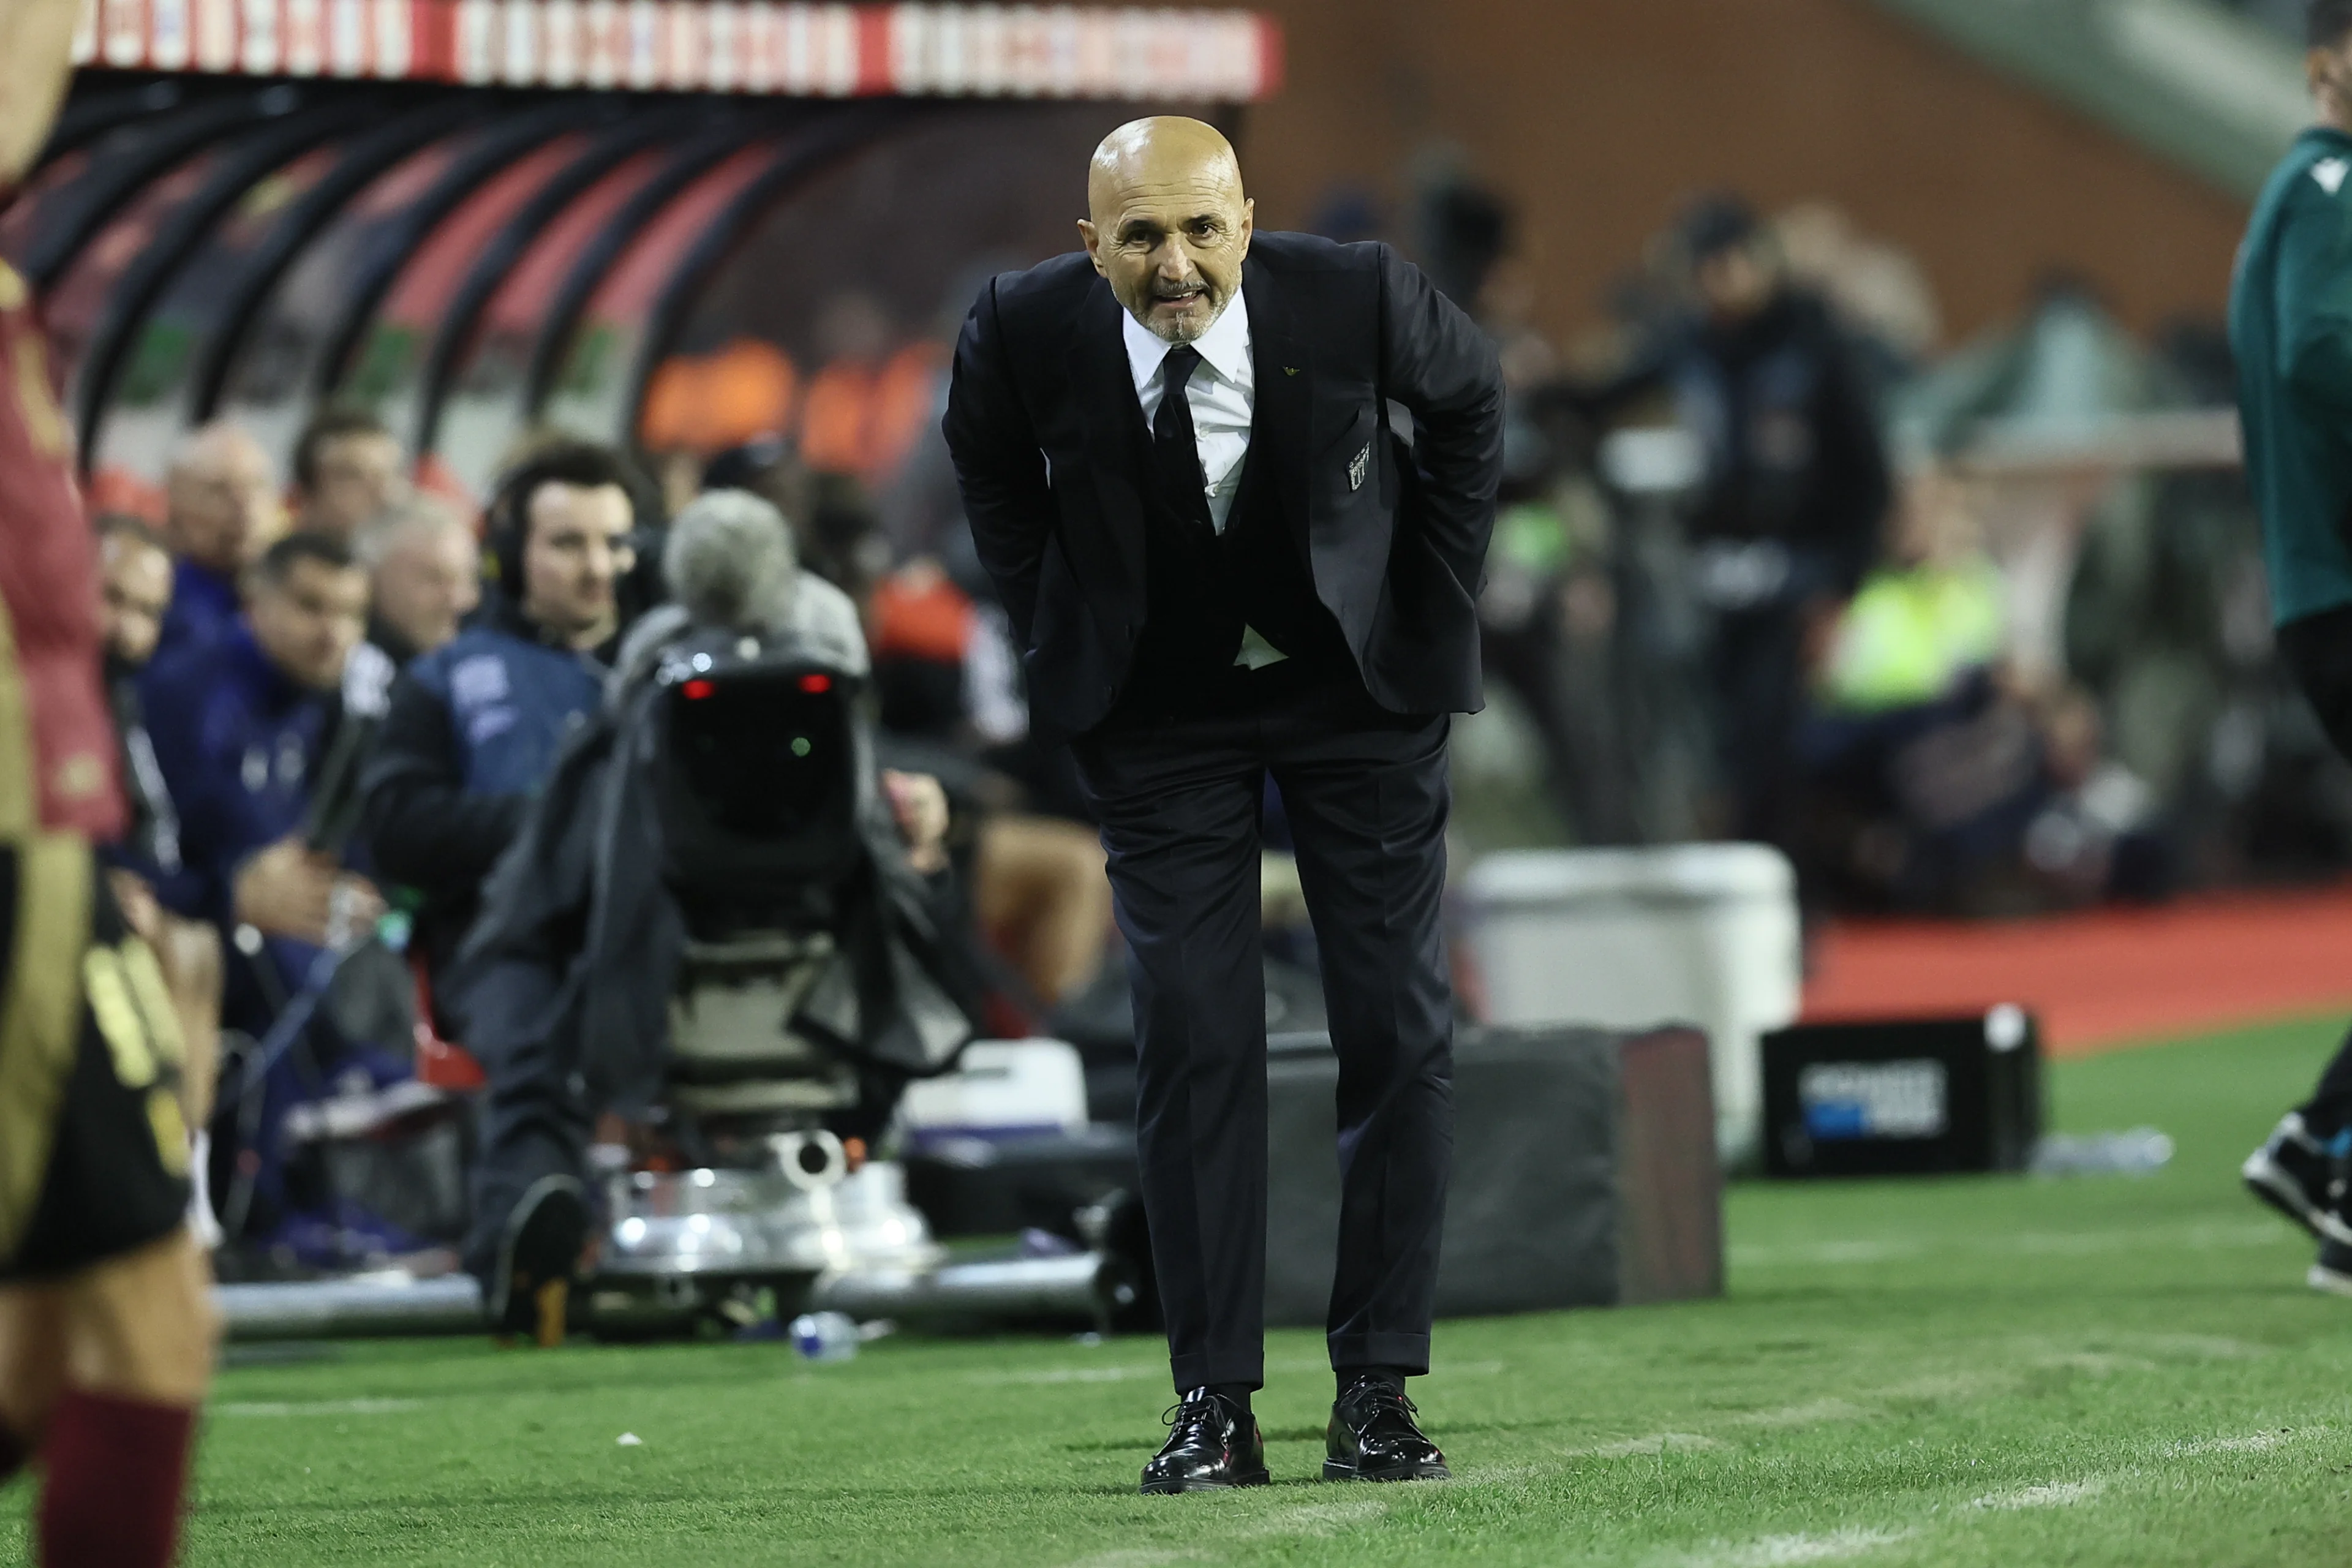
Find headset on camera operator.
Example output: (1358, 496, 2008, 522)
(444, 489, 972, 1336)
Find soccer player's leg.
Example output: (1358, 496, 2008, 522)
(2, 842, 216, 1565)
(0, 1274, 66, 1482)
(36, 1227, 216, 1566)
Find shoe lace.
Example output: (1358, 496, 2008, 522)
(1345, 1379, 1419, 1423)
(1162, 1392, 1238, 1436)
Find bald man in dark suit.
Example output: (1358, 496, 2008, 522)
(946, 116, 1502, 1493)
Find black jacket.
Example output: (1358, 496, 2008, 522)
(1599, 289, 1889, 598)
(944, 232, 1505, 737)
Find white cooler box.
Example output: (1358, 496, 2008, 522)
(1460, 845, 1801, 1169)
(894, 1039, 1090, 1147)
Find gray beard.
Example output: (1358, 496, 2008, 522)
(1134, 292, 1227, 345)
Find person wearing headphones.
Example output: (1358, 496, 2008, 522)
(356, 442, 647, 1002)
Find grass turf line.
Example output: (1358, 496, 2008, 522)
(10, 1016, 2352, 1565)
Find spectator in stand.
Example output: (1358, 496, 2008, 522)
(358, 494, 480, 668)
(1589, 193, 1891, 848)
(1796, 464, 2162, 913)
(150, 421, 279, 669)
(141, 533, 384, 1020)
(867, 555, 1111, 1009)
(358, 443, 642, 1004)
(290, 406, 407, 545)
(140, 532, 404, 1258)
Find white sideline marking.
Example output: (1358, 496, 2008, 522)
(974, 1357, 1329, 1387)
(214, 1398, 420, 1417)
(1875, 1370, 2003, 1402)
(2120, 1332, 2266, 1360)
(1461, 1463, 1544, 1484)
(1237, 1498, 1386, 1538)
(2034, 1351, 2155, 1376)
(2163, 1426, 2313, 1457)
(1733, 1219, 2283, 1269)
(1679, 1526, 1914, 1566)
(970, 1365, 1162, 1385)
(1569, 1431, 1725, 1458)
(1724, 1398, 1872, 1430)
(1730, 1240, 1921, 1267)
(1970, 1479, 2106, 1510)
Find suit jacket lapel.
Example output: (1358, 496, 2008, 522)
(1242, 257, 1313, 562)
(1074, 280, 1148, 603)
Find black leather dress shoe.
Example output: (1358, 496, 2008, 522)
(489, 1175, 590, 1347)
(1323, 1375, 1450, 1482)
(1140, 1389, 1270, 1494)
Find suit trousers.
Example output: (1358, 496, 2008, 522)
(1073, 663, 1455, 1392)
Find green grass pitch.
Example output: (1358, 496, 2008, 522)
(13, 1016, 2352, 1566)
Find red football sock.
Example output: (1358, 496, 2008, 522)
(37, 1389, 196, 1568)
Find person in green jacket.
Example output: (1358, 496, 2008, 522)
(2233, 0, 2352, 1298)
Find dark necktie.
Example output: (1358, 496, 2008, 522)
(1152, 344, 1213, 532)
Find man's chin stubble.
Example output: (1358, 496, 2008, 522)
(1139, 300, 1216, 345)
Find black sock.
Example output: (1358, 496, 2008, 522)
(1337, 1365, 1407, 1399)
(1204, 1382, 1254, 1419)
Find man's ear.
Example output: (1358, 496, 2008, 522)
(2312, 45, 2348, 101)
(1238, 197, 1254, 257)
(1078, 218, 1105, 276)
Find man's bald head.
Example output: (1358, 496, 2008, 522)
(165, 421, 279, 575)
(1079, 116, 1253, 344)
(1085, 116, 1243, 221)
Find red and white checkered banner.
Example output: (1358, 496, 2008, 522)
(70, 0, 1282, 100)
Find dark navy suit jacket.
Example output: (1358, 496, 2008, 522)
(943, 232, 1504, 737)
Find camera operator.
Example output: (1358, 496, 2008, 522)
(358, 442, 643, 1001)
(447, 489, 962, 1337)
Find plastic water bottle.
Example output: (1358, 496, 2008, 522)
(790, 1311, 861, 1362)
(2028, 1128, 2174, 1177)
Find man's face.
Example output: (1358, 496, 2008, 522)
(301, 431, 405, 543)
(1079, 121, 1254, 345)
(1694, 241, 1777, 323)
(167, 431, 279, 574)
(519, 481, 634, 647)
(99, 534, 173, 669)
(248, 557, 368, 692)
(373, 522, 480, 656)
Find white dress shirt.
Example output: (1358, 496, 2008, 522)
(1121, 292, 1287, 668)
